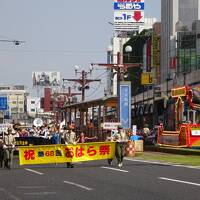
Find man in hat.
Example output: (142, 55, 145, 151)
(3, 127, 16, 169)
(63, 126, 77, 168)
(112, 125, 128, 167)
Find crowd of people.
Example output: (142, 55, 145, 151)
(0, 122, 148, 169)
(0, 123, 98, 169)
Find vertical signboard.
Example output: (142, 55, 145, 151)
(120, 81, 131, 129)
(0, 97, 8, 111)
(152, 32, 160, 68)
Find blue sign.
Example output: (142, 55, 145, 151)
(120, 82, 131, 129)
(114, 2, 144, 10)
(0, 97, 8, 110)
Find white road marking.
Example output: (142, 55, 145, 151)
(63, 181, 93, 191)
(25, 168, 44, 175)
(101, 166, 129, 173)
(0, 187, 20, 200)
(125, 158, 200, 170)
(159, 177, 200, 187)
(18, 186, 46, 189)
(24, 192, 56, 195)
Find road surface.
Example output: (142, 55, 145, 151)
(0, 157, 199, 200)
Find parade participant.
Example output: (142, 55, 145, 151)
(143, 124, 150, 138)
(50, 126, 61, 144)
(113, 125, 128, 167)
(76, 132, 97, 143)
(3, 127, 16, 169)
(63, 126, 76, 168)
(106, 130, 115, 166)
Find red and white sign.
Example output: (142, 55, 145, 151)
(113, 0, 145, 31)
(102, 122, 121, 130)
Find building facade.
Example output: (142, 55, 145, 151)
(26, 97, 41, 118)
(0, 89, 26, 121)
(161, 0, 200, 84)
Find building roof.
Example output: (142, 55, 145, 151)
(63, 95, 117, 110)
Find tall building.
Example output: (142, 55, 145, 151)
(161, 0, 200, 83)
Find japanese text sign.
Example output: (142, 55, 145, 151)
(19, 142, 115, 165)
(120, 81, 131, 129)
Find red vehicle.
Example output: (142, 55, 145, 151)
(157, 86, 200, 148)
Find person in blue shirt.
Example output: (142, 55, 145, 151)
(50, 126, 61, 144)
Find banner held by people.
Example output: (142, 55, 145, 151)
(19, 142, 115, 165)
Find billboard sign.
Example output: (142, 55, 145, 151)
(120, 82, 131, 129)
(114, 11, 144, 23)
(0, 97, 8, 111)
(114, 0, 144, 2)
(114, 2, 144, 10)
(114, 0, 145, 32)
(32, 71, 61, 87)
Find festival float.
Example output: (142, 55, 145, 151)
(157, 86, 200, 148)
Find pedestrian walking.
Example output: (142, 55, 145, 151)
(63, 126, 77, 168)
(3, 127, 16, 169)
(113, 125, 128, 167)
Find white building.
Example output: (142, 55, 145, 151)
(26, 97, 41, 118)
(0, 89, 26, 119)
(139, 18, 157, 33)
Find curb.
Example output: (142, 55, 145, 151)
(144, 145, 200, 156)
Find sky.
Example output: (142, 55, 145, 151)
(0, 0, 161, 99)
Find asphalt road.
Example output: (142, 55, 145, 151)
(0, 157, 199, 200)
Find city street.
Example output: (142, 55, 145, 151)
(0, 157, 199, 200)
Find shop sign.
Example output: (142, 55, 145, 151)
(171, 87, 187, 97)
(191, 129, 200, 136)
(141, 73, 153, 85)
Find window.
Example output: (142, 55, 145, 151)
(31, 109, 35, 112)
(31, 101, 35, 104)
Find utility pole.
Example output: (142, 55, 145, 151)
(52, 86, 81, 122)
(91, 52, 142, 123)
(63, 67, 100, 129)
(63, 70, 100, 101)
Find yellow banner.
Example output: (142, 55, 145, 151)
(19, 142, 115, 165)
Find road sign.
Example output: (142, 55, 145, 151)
(0, 97, 8, 110)
(141, 73, 153, 85)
